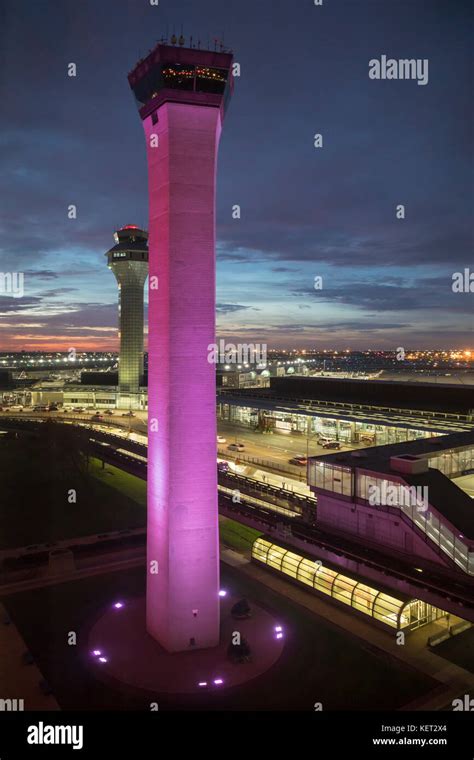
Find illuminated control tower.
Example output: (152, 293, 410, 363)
(128, 40, 233, 652)
(106, 225, 148, 410)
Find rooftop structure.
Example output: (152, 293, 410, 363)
(308, 430, 474, 574)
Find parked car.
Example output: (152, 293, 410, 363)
(227, 442, 245, 452)
(217, 461, 230, 473)
(322, 441, 341, 449)
(217, 436, 227, 444)
(289, 455, 308, 466)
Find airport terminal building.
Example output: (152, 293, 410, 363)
(217, 376, 474, 445)
(307, 430, 474, 576)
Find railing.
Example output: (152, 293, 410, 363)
(354, 496, 473, 576)
(219, 448, 306, 480)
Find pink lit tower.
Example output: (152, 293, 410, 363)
(128, 37, 233, 652)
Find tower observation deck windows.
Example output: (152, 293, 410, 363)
(132, 62, 230, 106)
(162, 64, 195, 91)
(195, 66, 228, 94)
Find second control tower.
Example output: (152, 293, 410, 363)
(106, 225, 148, 409)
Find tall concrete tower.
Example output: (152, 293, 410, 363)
(128, 41, 234, 652)
(106, 225, 148, 410)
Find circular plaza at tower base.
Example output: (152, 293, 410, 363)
(87, 591, 285, 695)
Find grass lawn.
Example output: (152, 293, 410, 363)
(0, 440, 145, 549)
(89, 459, 146, 506)
(219, 516, 262, 554)
(90, 464, 262, 556)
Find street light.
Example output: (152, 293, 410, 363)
(306, 422, 320, 460)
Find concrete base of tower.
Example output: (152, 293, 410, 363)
(87, 592, 285, 695)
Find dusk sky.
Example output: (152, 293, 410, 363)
(0, 0, 472, 351)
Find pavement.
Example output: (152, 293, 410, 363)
(219, 546, 474, 711)
(87, 592, 285, 695)
(0, 602, 60, 711)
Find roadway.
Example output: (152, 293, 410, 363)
(217, 419, 365, 477)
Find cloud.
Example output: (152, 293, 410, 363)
(216, 303, 251, 315)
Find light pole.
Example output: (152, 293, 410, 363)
(306, 424, 320, 461)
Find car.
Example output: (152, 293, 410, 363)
(227, 443, 245, 452)
(72, 407, 85, 413)
(318, 436, 334, 446)
(48, 404, 59, 411)
(91, 413, 104, 420)
(289, 455, 308, 466)
(217, 461, 230, 473)
(121, 411, 136, 417)
(322, 441, 341, 449)
(217, 436, 226, 444)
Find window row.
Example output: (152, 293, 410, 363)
(252, 538, 407, 628)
